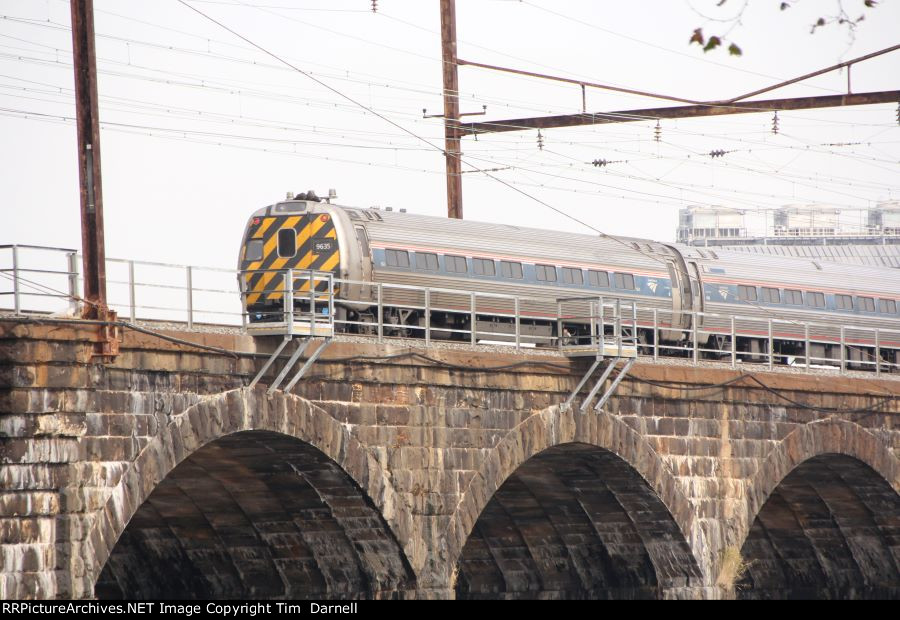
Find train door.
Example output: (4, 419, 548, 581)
(688, 261, 704, 327)
(661, 247, 693, 341)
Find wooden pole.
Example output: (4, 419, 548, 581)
(440, 0, 462, 219)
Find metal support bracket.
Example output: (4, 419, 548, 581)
(561, 358, 601, 412)
(267, 338, 312, 395)
(249, 335, 292, 389)
(284, 338, 331, 393)
(594, 357, 634, 412)
(579, 357, 621, 413)
(561, 357, 635, 414)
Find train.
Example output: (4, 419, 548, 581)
(237, 193, 900, 370)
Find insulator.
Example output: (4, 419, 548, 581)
(371, 0, 377, 12)
(537, 129, 544, 151)
(592, 159, 609, 167)
(653, 120, 661, 142)
(709, 149, 726, 158)
(771, 111, 780, 135)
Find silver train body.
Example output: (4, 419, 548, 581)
(241, 199, 900, 367)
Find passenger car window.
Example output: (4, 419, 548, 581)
(784, 289, 803, 305)
(835, 294, 853, 310)
(445, 255, 468, 273)
(806, 292, 825, 308)
(614, 272, 635, 290)
(588, 270, 609, 288)
(760, 287, 780, 303)
(500, 261, 523, 279)
(857, 296, 875, 312)
(536, 264, 557, 282)
(385, 249, 410, 268)
(473, 258, 496, 276)
(561, 267, 583, 285)
(415, 252, 438, 271)
(738, 285, 758, 302)
(879, 299, 897, 314)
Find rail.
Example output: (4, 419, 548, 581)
(2, 244, 899, 375)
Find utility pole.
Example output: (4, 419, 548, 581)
(71, 0, 118, 357)
(440, 0, 462, 219)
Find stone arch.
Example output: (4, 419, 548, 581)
(85, 387, 413, 599)
(737, 419, 900, 599)
(745, 418, 900, 534)
(448, 406, 707, 598)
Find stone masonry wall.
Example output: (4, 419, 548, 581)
(1, 318, 898, 599)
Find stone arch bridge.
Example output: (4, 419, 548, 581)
(1, 319, 898, 599)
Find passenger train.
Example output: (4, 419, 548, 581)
(238, 193, 900, 370)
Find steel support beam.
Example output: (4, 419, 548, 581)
(460, 90, 900, 136)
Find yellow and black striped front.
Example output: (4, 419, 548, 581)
(241, 211, 340, 308)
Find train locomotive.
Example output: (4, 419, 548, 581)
(238, 193, 900, 371)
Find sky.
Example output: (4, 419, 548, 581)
(2, 0, 899, 275)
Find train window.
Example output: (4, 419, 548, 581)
(500, 261, 523, 279)
(737, 285, 758, 302)
(415, 252, 439, 271)
(588, 270, 609, 288)
(473, 258, 496, 276)
(879, 299, 897, 314)
(385, 249, 410, 268)
(245, 239, 264, 262)
(561, 267, 583, 285)
(784, 289, 803, 305)
(535, 264, 557, 282)
(445, 255, 468, 273)
(857, 296, 875, 312)
(760, 287, 780, 303)
(614, 272, 635, 290)
(273, 201, 307, 213)
(277, 228, 297, 258)
(806, 292, 826, 308)
(835, 294, 853, 310)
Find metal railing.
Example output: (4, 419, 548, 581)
(3, 244, 899, 375)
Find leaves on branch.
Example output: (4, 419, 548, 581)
(704, 36, 723, 52)
(689, 0, 878, 55)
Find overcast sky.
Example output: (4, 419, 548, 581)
(2, 0, 899, 272)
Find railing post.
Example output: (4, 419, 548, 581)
(514, 297, 520, 350)
(285, 269, 294, 336)
(556, 300, 562, 352)
(309, 269, 316, 337)
(11, 245, 20, 314)
(840, 326, 846, 374)
(128, 260, 136, 322)
(186, 265, 193, 329)
(767, 319, 774, 370)
(615, 298, 622, 357)
(653, 308, 659, 361)
(805, 323, 810, 369)
(730, 315, 736, 368)
(329, 274, 335, 328)
(470, 293, 476, 345)
(377, 283, 383, 343)
(692, 311, 698, 364)
(875, 329, 881, 376)
(67, 251, 80, 314)
(424, 288, 431, 346)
